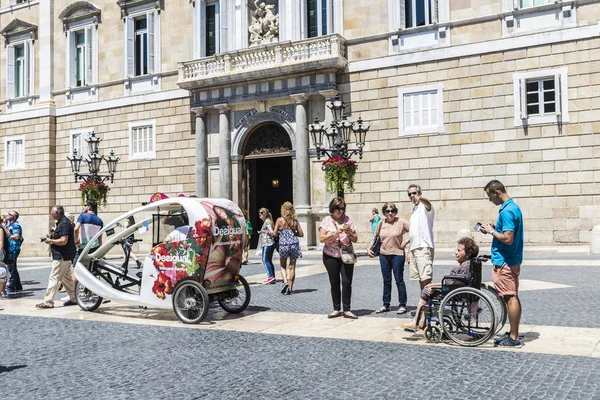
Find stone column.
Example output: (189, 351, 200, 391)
(291, 93, 313, 249)
(192, 107, 208, 197)
(215, 104, 232, 199)
(39, 0, 54, 104)
(291, 93, 311, 213)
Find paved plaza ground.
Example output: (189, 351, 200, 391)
(1, 247, 600, 399)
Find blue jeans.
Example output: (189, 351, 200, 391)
(262, 244, 275, 279)
(379, 254, 407, 307)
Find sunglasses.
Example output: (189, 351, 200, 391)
(408, 191, 418, 197)
(335, 207, 346, 212)
(384, 209, 397, 214)
(258, 211, 265, 215)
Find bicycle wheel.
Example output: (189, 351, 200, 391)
(480, 283, 507, 335)
(218, 275, 251, 313)
(74, 279, 103, 312)
(172, 279, 209, 324)
(439, 287, 496, 347)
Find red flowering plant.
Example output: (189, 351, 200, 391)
(79, 179, 110, 207)
(321, 156, 358, 194)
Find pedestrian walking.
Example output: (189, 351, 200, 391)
(3, 210, 23, 295)
(482, 180, 524, 348)
(36, 205, 78, 309)
(257, 207, 276, 284)
(242, 210, 253, 265)
(368, 202, 410, 314)
(406, 184, 435, 291)
(369, 207, 382, 236)
(273, 202, 303, 295)
(319, 197, 359, 319)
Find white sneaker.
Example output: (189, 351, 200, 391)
(60, 295, 70, 302)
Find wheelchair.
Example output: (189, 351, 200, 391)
(419, 255, 505, 347)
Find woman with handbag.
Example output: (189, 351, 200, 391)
(319, 197, 359, 319)
(368, 202, 410, 314)
(273, 202, 303, 295)
(258, 208, 276, 284)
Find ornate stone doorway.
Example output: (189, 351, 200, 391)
(242, 122, 293, 248)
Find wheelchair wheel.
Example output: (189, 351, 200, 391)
(424, 325, 443, 343)
(218, 275, 251, 313)
(439, 287, 496, 347)
(172, 279, 209, 324)
(480, 283, 507, 335)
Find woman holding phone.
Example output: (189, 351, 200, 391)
(319, 197, 358, 319)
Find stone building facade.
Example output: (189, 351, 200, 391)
(0, 0, 598, 255)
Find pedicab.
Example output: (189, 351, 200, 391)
(73, 197, 250, 324)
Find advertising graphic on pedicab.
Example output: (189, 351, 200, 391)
(73, 196, 251, 324)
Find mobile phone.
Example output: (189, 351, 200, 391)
(474, 222, 486, 234)
(40, 236, 47, 242)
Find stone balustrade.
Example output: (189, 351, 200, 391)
(177, 34, 346, 89)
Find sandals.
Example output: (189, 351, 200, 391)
(327, 311, 342, 319)
(399, 320, 424, 331)
(375, 306, 390, 314)
(396, 306, 408, 314)
(343, 312, 358, 319)
(35, 302, 54, 309)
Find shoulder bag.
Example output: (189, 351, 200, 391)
(369, 220, 383, 257)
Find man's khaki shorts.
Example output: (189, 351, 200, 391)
(410, 247, 434, 281)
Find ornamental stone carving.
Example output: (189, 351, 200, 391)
(249, 0, 279, 47)
(244, 124, 292, 155)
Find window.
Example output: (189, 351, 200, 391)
(307, 0, 327, 37)
(129, 121, 156, 160)
(67, 27, 95, 88)
(70, 130, 92, 158)
(398, 84, 444, 136)
(403, 0, 437, 28)
(513, 68, 569, 126)
(4, 136, 25, 170)
(206, 3, 219, 56)
(6, 41, 33, 99)
(519, 0, 553, 8)
(15, 45, 25, 97)
(124, 10, 158, 78)
(135, 18, 148, 76)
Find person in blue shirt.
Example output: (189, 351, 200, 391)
(482, 180, 524, 348)
(369, 208, 382, 236)
(3, 210, 23, 295)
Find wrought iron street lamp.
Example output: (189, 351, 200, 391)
(308, 99, 370, 198)
(67, 133, 120, 183)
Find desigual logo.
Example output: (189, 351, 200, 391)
(213, 226, 243, 236)
(155, 253, 191, 263)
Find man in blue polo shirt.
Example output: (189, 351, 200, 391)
(483, 180, 524, 348)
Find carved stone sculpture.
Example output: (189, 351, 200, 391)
(249, 0, 279, 47)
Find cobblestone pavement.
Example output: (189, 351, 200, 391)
(2, 248, 599, 399)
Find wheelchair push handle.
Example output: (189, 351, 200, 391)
(476, 254, 491, 262)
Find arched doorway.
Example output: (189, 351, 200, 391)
(242, 122, 293, 248)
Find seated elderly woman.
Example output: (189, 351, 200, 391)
(400, 236, 479, 331)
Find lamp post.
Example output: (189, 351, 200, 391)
(308, 99, 370, 199)
(67, 132, 120, 184)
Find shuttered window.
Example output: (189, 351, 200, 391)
(125, 10, 157, 78)
(129, 121, 156, 160)
(307, 0, 328, 38)
(4, 137, 25, 170)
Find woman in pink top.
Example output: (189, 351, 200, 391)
(319, 197, 358, 319)
(368, 202, 410, 314)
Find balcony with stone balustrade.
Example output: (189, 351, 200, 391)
(177, 34, 347, 90)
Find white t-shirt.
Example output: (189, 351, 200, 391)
(409, 202, 435, 250)
(166, 226, 190, 242)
